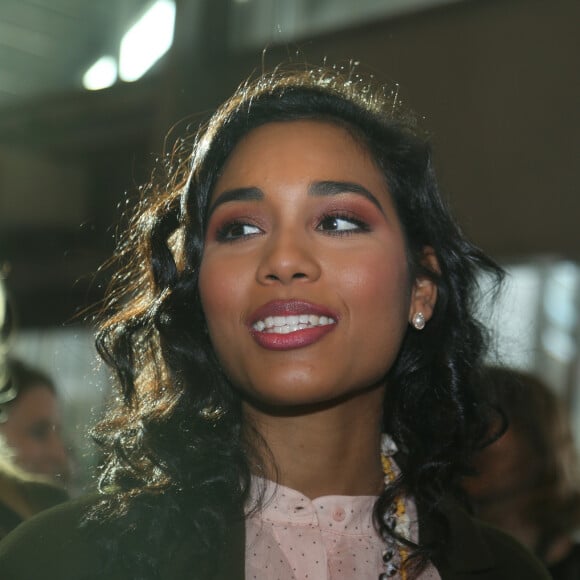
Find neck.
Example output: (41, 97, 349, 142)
(242, 385, 385, 499)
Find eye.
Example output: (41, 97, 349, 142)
(216, 220, 262, 242)
(317, 213, 369, 234)
(27, 422, 53, 442)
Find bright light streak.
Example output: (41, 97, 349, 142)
(542, 327, 577, 363)
(119, 0, 176, 82)
(82, 56, 117, 91)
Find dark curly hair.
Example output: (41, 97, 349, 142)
(88, 64, 504, 578)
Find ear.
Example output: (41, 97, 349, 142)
(408, 247, 439, 329)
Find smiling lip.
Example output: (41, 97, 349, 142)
(248, 300, 338, 351)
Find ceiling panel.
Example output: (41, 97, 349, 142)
(0, 0, 149, 107)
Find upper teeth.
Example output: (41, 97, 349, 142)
(253, 314, 336, 334)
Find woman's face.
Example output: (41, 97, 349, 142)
(0, 384, 70, 484)
(199, 120, 429, 409)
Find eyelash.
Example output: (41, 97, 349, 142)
(316, 212, 371, 235)
(214, 212, 370, 243)
(215, 220, 262, 243)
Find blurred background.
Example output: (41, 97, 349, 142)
(0, 0, 578, 493)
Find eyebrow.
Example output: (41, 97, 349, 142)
(308, 181, 385, 215)
(207, 180, 385, 218)
(206, 186, 263, 218)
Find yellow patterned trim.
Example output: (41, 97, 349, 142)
(381, 454, 409, 580)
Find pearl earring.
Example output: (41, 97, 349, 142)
(412, 312, 426, 330)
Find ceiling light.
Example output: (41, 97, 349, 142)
(119, 0, 176, 82)
(82, 56, 118, 91)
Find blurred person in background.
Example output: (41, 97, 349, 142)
(0, 437, 68, 539)
(463, 366, 580, 580)
(0, 358, 71, 488)
(0, 276, 68, 538)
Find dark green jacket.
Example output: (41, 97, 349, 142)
(0, 493, 550, 579)
(0, 473, 69, 539)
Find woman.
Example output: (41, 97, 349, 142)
(0, 285, 68, 539)
(463, 367, 580, 579)
(0, 440, 68, 540)
(0, 358, 71, 487)
(0, 66, 549, 579)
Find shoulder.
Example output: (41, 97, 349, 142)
(0, 471, 68, 539)
(473, 519, 551, 579)
(548, 542, 580, 578)
(19, 478, 69, 512)
(0, 470, 68, 508)
(431, 499, 551, 580)
(0, 493, 114, 580)
(0, 489, 245, 580)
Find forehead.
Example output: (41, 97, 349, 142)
(214, 120, 384, 192)
(10, 385, 57, 415)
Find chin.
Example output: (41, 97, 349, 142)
(240, 379, 384, 416)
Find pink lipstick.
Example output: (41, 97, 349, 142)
(248, 300, 338, 351)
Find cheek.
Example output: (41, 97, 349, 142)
(22, 439, 42, 454)
(0, 423, 21, 444)
(338, 247, 410, 320)
(199, 258, 256, 388)
(198, 255, 246, 343)
(336, 246, 411, 373)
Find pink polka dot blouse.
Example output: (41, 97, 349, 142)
(245, 477, 440, 579)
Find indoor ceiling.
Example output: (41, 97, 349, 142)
(0, 0, 577, 328)
(0, 0, 150, 109)
(0, 0, 461, 110)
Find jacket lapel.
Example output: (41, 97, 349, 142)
(214, 517, 246, 580)
(420, 498, 495, 578)
(158, 515, 245, 580)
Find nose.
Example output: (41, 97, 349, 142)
(48, 432, 70, 476)
(256, 229, 321, 285)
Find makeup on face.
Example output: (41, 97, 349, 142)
(199, 120, 413, 408)
(248, 299, 338, 351)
